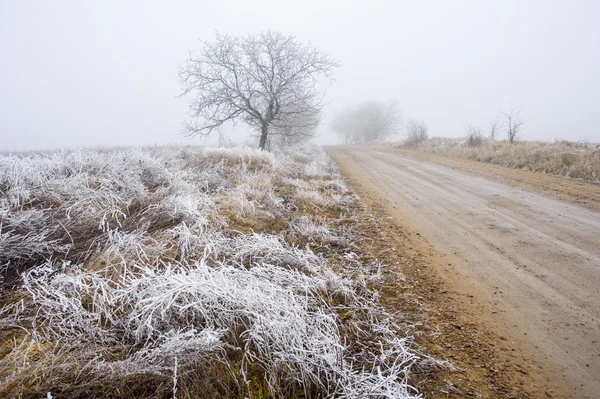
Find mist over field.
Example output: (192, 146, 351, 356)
(1, 0, 599, 151)
(3, 3, 600, 398)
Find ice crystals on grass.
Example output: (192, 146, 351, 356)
(0, 144, 424, 398)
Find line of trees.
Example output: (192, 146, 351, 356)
(177, 30, 528, 150)
(331, 101, 525, 148)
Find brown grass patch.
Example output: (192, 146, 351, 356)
(397, 138, 600, 183)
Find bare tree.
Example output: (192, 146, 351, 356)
(467, 123, 483, 146)
(178, 31, 339, 150)
(499, 104, 525, 143)
(489, 120, 499, 140)
(216, 128, 229, 148)
(358, 99, 402, 142)
(331, 99, 401, 144)
(404, 119, 428, 147)
(331, 108, 360, 144)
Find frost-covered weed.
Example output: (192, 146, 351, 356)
(0, 144, 421, 398)
(288, 215, 334, 242)
(217, 233, 321, 272)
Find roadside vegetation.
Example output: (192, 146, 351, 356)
(381, 102, 599, 184)
(331, 100, 402, 144)
(392, 138, 600, 184)
(0, 144, 432, 398)
(403, 120, 429, 148)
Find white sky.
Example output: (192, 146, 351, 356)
(1, 0, 599, 151)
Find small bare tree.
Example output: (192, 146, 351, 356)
(179, 31, 339, 150)
(489, 120, 499, 140)
(499, 104, 525, 143)
(404, 119, 428, 147)
(466, 123, 483, 146)
(216, 128, 229, 148)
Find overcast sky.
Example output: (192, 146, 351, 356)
(1, 0, 599, 151)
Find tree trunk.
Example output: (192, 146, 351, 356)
(258, 123, 269, 150)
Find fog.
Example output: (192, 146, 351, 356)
(1, 0, 599, 151)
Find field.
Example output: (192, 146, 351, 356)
(0, 144, 434, 398)
(393, 138, 600, 184)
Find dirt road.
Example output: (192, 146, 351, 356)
(327, 145, 600, 398)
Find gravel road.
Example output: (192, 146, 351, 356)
(327, 145, 600, 398)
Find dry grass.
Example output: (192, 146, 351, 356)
(0, 144, 429, 398)
(393, 137, 600, 184)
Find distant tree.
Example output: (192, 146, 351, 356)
(216, 128, 230, 148)
(179, 31, 339, 150)
(489, 120, 500, 140)
(466, 123, 483, 146)
(331, 108, 359, 144)
(499, 104, 525, 143)
(331, 99, 401, 144)
(404, 119, 428, 147)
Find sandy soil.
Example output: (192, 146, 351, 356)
(326, 145, 600, 399)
